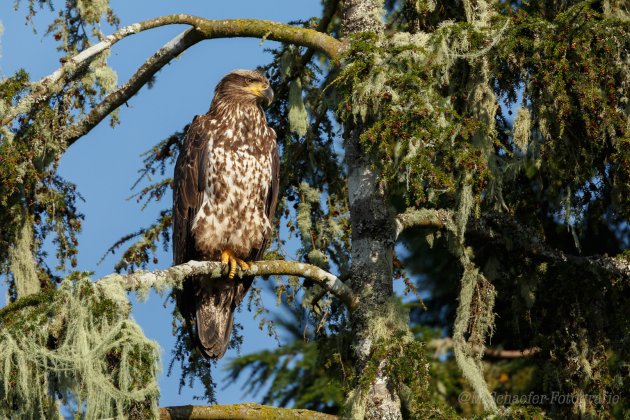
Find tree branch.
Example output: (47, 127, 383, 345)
(428, 337, 540, 359)
(395, 207, 452, 239)
(3, 14, 342, 128)
(395, 207, 630, 283)
(98, 259, 358, 311)
(287, 0, 340, 81)
(470, 212, 630, 283)
(1, 22, 148, 126)
(159, 403, 337, 419)
(482, 346, 540, 359)
(61, 28, 205, 147)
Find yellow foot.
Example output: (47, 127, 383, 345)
(220, 249, 249, 279)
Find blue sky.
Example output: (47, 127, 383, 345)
(1, 0, 322, 408)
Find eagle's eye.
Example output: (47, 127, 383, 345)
(245, 76, 255, 84)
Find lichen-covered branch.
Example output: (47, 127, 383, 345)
(1, 22, 145, 126)
(98, 259, 358, 310)
(159, 403, 337, 419)
(2, 14, 342, 128)
(394, 207, 452, 239)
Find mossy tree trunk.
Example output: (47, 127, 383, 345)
(342, 1, 409, 419)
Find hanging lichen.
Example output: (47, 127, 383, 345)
(287, 79, 309, 137)
(512, 106, 531, 152)
(82, 50, 118, 96)
(8, 216, 40, 298)
(0, 277, 160, 419)
(334, 15, 509, 208)
(451, 251, 497, 412)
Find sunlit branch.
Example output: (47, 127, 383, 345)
(394, 207, 452, 239)
(61, 28, 205, 147)
(98, 259, 358, 311)
(159, 403, 337, 420)
(2, 14, 342, 128)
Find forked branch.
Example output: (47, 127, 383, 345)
(2, 14, 342, 128)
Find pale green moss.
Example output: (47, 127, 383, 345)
(287, 79, 308, 137)
(513, 106, 532, 152)
(76, 0, 110, 24)
(82, 50, 118, 95)
(0, 277, 160, 419)
(9, 217, 40, 298)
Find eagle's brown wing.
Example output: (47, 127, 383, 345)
(172, 115, 209, 346)
(249, 144, 279, 261)
(173, 115, 208, 266)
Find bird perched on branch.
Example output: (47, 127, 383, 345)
(173, 70, 278, 359)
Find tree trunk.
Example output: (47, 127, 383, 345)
(342, 2, 406, 419)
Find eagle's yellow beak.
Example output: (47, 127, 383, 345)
(246, 82, 274, 106)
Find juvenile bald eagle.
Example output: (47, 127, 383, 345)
(173, 70, 278, 359)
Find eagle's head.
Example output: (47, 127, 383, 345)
(212, 69, 274, 107)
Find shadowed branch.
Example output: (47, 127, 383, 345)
(395, 208, 630, 282)
(470, 212, 630, 282)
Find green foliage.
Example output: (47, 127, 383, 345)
(225, 307, 346, 413)
(493, 2, 630, 223)
(333, 22, 505, 209)
(0, 68, 84, 285)
(1, 0, 629, 417)
(1, 0, 120, 294)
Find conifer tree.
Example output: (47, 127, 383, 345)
(1, 0, 628, 418)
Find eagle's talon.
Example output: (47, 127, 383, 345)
(220, 249, 248, 279)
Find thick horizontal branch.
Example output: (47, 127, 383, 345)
(471, 212, 630, 283)
(429, 337, 540, 359)
(98, 259, 358, 311)
(395, 207, 453, 239)
(3, 14, 342, 128)
(160, 403, 337, 419)
(59, 15, 342, 146)
(396, 207, 630, 282)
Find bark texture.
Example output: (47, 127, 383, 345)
(342, 1, 405, 418)
(342, 0, 385, 35)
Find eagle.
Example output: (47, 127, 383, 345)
(173, 70, 278, 359)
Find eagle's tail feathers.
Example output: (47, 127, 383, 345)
(195, 284, 235, 359)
